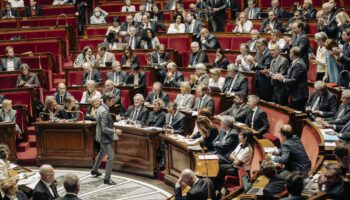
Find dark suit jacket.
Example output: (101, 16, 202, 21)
(163, 70, 184, 88)
(253, 49, 273, 100)
(165, 112, 186, 135)
(259, 19, 282, 33)
(0, 57, 22, 71)
(306, 90, 337, 118)
(82, 68, 103, 85)
(84, 106, 97, 121)
(285, 33, 311, 69)
(16, 73, 40, 88)
(185, 19, 204, 35)
(0, 94, 5, 104)
(137, 21, 166, 33)
(213, 57, 229, 69)
(263, 174, 286, 200)
(55, 194, 81, 200)
(103, 87, 121, 104)
(124, 36, 141, 49)
(271, 55, 289, 98)
(56, 106, 80, 122)
(1, 9, 19, 18)
(338, 120, 350, 134)
(325, 105, 350, 129)
(318, 17, 338, 39)
(125, 71, 146, 92)
(244, 7, 261, 19)
(207, 0, 227, 20)
(120, 21, 138, 32)
(222, 72, 248, 94)
(219, 103, 249, 123)
(3, 190, 28, 200)
(123, 105, 149, 126)
(175, 178, 217, 200)
(201, 34, 221, 49)
(146, 110, 166, 127)
(266, 7, 286, 18)
(192, 125, 219, 152)
(53, 91, 72, 104)
(193, 95, 215, 115)
(338, 42, 350, 71)
(106, 71, 127, 85)
(324, 178, 345, 200)
(245, 107, 270, 135)
(24, 6, 42, 17)
(40, 108, 59, 121)
(149, 51, 169, 70)
(145, 91, 170, 106)
(212, 128, 238, 164)
(188, 50, 209, 66)
(247, 39, 258, 52)
(33, 180, 59, 200)
(164, 1, 183, 10)
(121, 55, 140, 67)
(302, 7, 317, 19)
(150, 11, 164, 21)
(281, 18, 309, 34)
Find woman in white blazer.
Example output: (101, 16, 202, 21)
(167, 13, 185, 33)
(174, 82, 194, 110)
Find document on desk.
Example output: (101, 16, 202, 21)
(312, 122, 323, 127)
(320, 129, 340, 141)
(263, 147, 279, 153)
(198, 155, 219, 160)
(187, 145, 202, 151)
(325, 142, 337, 147)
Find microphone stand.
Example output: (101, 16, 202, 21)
(66, 110, 85, 123)
(200, 141, 212, 200)
(163, 124, 174, 135)
(338, 70, 350, 90)
(39, 112, 56, 122)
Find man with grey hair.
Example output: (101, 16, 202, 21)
(259, 11, 282, 33)
(317, 2, 337, 39)
(124, 26, 141, 49)
(190, 64, 210, 88)
(82, 62, 103, 86)
(106, 61, 127, 86)
(103, 80, 121, 105)
(266, 0, 285, 18)
(33, 164, 59, 200)
(121, 93, 149, 126)
(54, 83, 72, 104)
(163, 62, 184, 88)
(57, 174, 81, 200)
(199, 28, 221, 50)
(174, 169, 217, 200)
(193, 84, 215, 115)
(245, 95, 270, 135)
(188, 41, 208, 67)
(222, 64, 248, 95)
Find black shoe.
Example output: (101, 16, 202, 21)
(104, 179, 117, 185)
(90, 170, 102, 177)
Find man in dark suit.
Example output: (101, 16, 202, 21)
(24, 0, 42, 17)
(273, 47, 308, 111)
(267, 124, 311, 177)
(244, 0, 261, 19)
(193, 84, 215, 115)
(281, 173, 308, 200)
(1, 2, 19, 19)
(148, 44, 170, 83)
(260, 159, 286, 200)
(245, 95, 270, 136)
(225, 0, 240, 19)
(0, 94, 5, 104)
(103, 80, 121, 105)
(82, 63, 103, 86)
(57, 174, 82, 200)
(207, 0, 227, 32)
(259, 11, 282, 33)
(163, 62, 184, 88)
(317, 164, 345, 200)
(125, 64, 146, 93)
(266, 0, 285, 18)
(122, 93, 149, 126)
(199, 28, 221, 50)
(164, 0, 183, 10)
(124, 26, 141, 50)
(305, 81, 337, 120)
(33, 165, 59, 200)
(301, 0, 317, 19)
(212, 116, 238, 164)
(145, 82, 170, 106)
(261, 44, 289, 105)
(216, 91, 249, 123)
(185, 12, 204, 37)
(54, 83, 72, 104)
(119, 14, 138, 36)
(317, 2, 338, 39)
(106, 61, 127, 86)
(142, 0, 159, 12)
(0, 46, 21, 71)
(222, 64, 249, 95)
(190, 64, 210, 88)
(247, 29, 260, 52)
(137, 14, 165, 34)
(334, 28, 350, 87)
(281, 10, 309, 34)
(188, 42, 209, 67)
(165, 102, 186, 135)
(175, 169, 217, 200)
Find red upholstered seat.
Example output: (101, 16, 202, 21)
(3, 91, 33, 115)
(41, 7, 75, 16)
(309, 24, 318, 35)
(86, 28, 107, 36)
(300, 122, 322, 168)
(78, 39, 104, 51)
(134, 53, 148, 66)
(181, 71, 193, 82)
(308, 61, 317, 81)
(231, 37, 250, 50)
(212, 96, 221, 115)
(121, 90, 130, 110)
(181, 51, 191, 67)
(168, 37, 191, 52)
(217, 37, 232, 50)
(0, 20, 17, 29)
(68, 72, 84, 86)
(0, 75, 19, 90)
(20, 56, 52, 71)
(245, 75, 254, 94)
(166, 91, 178, 102)
(99, 5, 123, 12)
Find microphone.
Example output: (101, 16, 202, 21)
(66, 110, 85, 123)
(163, 125, 174, 135)
(55, 14, 68, 28)
(39, 112, 56, 122)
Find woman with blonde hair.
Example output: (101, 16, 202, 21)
(84, 96, 101, 121)
(41, 96, 59, 121)
(0, 144, 10, 180)
(309, 32, 328, 81)
(232, 12, 253, 33)
(191, 116, 218, 152)
(268, 30, 286, 50)
(56, 96, 80, 122)
(336, 12, 350, 41)
(1, 177, 28, 200)
(174, 82, 194, 110)
(0, 99, 22, 135)
(80, 80, 102, 104)
(146, 98, 166, 127)
(208, 68, 225, 91)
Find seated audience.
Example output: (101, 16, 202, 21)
(90, 7, 109, 25)
(121, 0, 136, 12)
(41, 96, 59, 121)
(208, 67, 225, 91)
(0, 144, 10, 180)
(188, 42, 209, 67)
(191, 116, 218, 151)
(267, 124, 311, 177)
(1, 2, 19, 19)
(282, 10, 309, 34)
(103, 31, 122, 50)
(24, 0, 42, 17)
(143, 0, 159, 12)
(145, 82, 170, 107)
(120, 15, 138, 36)
(185, 12, 204, 37)
(58, 174, 81, 200)
(247, 29, 260, 52)
(56, 96, 80, 122)
(244, 0, 261, 19)
(334, 144, 349, 175)
(232, 12, 253, 33)
(193, 84, 215, 115)
(200, 28, 221, 50)
(95, 46, 116, 67)
(317, 163, 344, 200)
(8, 0, 24, 8)
(140, 28, 160, 49)
(268, 30, 286, 50)
(125, 64, 146, 93)
(146, 99, 166, 127)
(222, 64, 249, 95)
(1, 177, 28, 200)
(175, 169, 217, 200)
(150, 5, 164, 21)
(175, 3, 187, 19)
(106, 61, 127, 86)
(0, 99, 22, 135)
(54, 83, 72, 104)
(122, 93, 149, 126)
(318, 3, 338, 39)
(84, 96, 101, 121)
(33, 164, 59, 200)
(259, 11, 282, 33)
(235, 43, 253, 71)
(174, 82, 194, 110)
(134, 5, 146, 23)
(280, 172, 308, 200)
(261, 159, 286, 200)
(213, 48, 229, 69)
(165, 102, 186, 135)
(137, 14, 166, 34)
(266, 0, 285, 18)
(149, 44, 171, 83)
(82, 63, 103, 86)
(164, 0, 182, 10)
(301, 0, 317, 19)
(245, 95, 270, 136)
(16, 64, 40, 88)
(190, 64, 210, 88)
(1, 46, 21, 71)
(103, 80, 121, 105)
(80, 80, 102, 104)
(168, 13, 185, 33)
(124, 26, 141, 49)
(73, 46, 95, 68)
(105, 16, 121, 36)
(121, 46, 140, 67)
(163, 62, 184, 88)
(216, 91, 249, 123)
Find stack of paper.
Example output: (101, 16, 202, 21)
(197, 155, 219, 160)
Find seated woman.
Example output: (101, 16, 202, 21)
(41, 96, 59, 121)
(167, 13, 185, 33)
(121, 0, 136, 12)
(174, 82, 194, 111)
(140, 28, 160, 49)
(191, 116, 218, 152)
(150, 4, 164, 21)
(106, 16, 121, 36)
(80, 80, 102, 104)
(213, 129, 254, 196)
(16, 64, 40, 88)
(103, 31, 122, 50)
(84, 96, 101, 121)
(268, 30, 286, 50)
(213, 48, 229, 69)
(189, 108, 212, 137)
(121, 46, 140, 67)
(1, 177, 28, 200)
(175, 3, 187, 19)
(0, 100, 22, 135)
(208, 67, 225, 91)
(232, 12, 253, 33)
(235, 43, 253, 71)
(56, 96, 80, 122)
(146, 99, 166, 127)
(73, 46, 95, 68)
(90, 7, 109, 25)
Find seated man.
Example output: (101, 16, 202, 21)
(56, 96, 80, 122)
(24, 0, 42, 17)
(281, 172, 308, 200)
(175, 169, 217, 200)
(125, 64, 147, 93)
(266, 0, 285, 18)
(334, 144, 349, 175)
(259, 11, 282, 33)
(245, 95, 270, 135)
(94, 46, 116, 67)
(190, 64, 210, 88)
(0, 46, 21, 71)
(137, 14, 165, 34)
(199, 28, 221, 50)
(120, 14, 138, 36)
(33, 164, 59, 200)
(80, 80, 102, 104)
(122, 93, 149, 126)
(163, 62, 184, 88)
(57, 174, 80, 200)
(216, 91, 249, 123)
(145, 82, 169, 107)
(1, 2, 19, 19)
(260, 159, 285, 200)
(82, 63, 103, 86)
(222, 64, 248, 95)
(188, 41, 209, 67)
(267, 124, 311, 177)
(185, 12, 204, 37)
(247, 29, 260, 52)
(103, 80, 121, 105)
(305, 81, 337, 120)
(165, 102, 186, 135)
(54, 83, 72, 104)
(106, 61, 127, 86)
(134, 5, 146, 23)
(244, 0, 261, 19)
(317, 163, 344, 199)
(124, 26, 141, 50)
(16, 64, 40, 88)
(148, 44, 170, 83)
(193, 84, 215, 115)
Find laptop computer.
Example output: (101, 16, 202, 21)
(208, 86, 222, 93)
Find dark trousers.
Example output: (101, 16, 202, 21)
(290, 98, 308, 112)
(272, 87, 288, 106)
(213, 164, 238, 191)
(316, 72, 325, 81)
(211, 16, 225, 32)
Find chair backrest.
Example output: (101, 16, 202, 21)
(300, 120, 323, 169)
(250, 142, 264, 178)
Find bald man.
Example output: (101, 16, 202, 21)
(33, 164, 59, 200)
(103, 80, 121, 105)
(54, 83, 72, 104)
(199, 28, 221, 50)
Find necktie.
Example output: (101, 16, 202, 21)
(270, 60, 277, 85)
(340, 120, 350, 134)
(249, 9, 253, 19)
(169, 115, 173, 125)
(232, 106, 239, 116)
(132, 109, 139, 120)
(60, 96, 63, 104)
(229, 76, 236, 92)
(129, 37, 133, 47)
(311, 97, 321, 111)
(198, 98, 203, 109)
(336, 107, 346, 120)
(251, 110, 256, 128)
(227, 0, 230, 7)
(114, 72, 119, 84)
(126, 8, 128, 12)
(192, 53, 198, 66)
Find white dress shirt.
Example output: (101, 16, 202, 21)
(208, 77, 225, 91)
(6, 59, 15, 71)
(233, 20, 253, 33)
(167, 23, 186, 33)
(268, 38, 286, 50)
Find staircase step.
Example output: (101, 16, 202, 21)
(27, 126, 36, 135)
(17, 142, 29, 152)
(28, 135, 36, 147)
(156, 167, 166, 182)
(16, 147, 37, 166)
